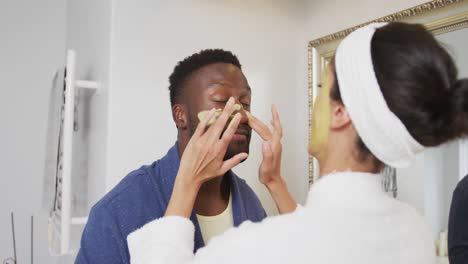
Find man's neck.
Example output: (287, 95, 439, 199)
(177, 134, 231, 216)
(177, 133, 189, 158)
(194, 174, 230, 216)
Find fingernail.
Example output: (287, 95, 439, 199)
(228, 113, 240, 129)
(245, 110, 252, 120)
(241, 154, 249, 161)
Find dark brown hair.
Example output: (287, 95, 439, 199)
(330, 22, 468, 167)
(169, 49, 241, 106)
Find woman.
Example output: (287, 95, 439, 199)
(127, 22, 468, 264)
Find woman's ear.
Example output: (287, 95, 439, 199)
(172, 104, 188, 130)
(331, 102, 351, 130)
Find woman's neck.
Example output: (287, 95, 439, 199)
(318, 148, 376, 177)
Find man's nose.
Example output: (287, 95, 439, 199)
(233, 100, 248, 124)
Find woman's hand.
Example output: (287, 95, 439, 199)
(248, 105, 283, 187)
(165, 97, 248, 218)
(248, 105, 297, 214)
(178, 97, 248, 186)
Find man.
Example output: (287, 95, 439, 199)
(448, 174, 468, 264)
(75, 49, 266, 263)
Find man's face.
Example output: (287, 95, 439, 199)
(184, 63, 252, 160)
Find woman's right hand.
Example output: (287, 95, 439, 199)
(247, 105, 283, 187)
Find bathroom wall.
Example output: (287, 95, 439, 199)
(0, 0, 112, 261)
(0, 0, 70, 262)
(303, 0, 428, 41)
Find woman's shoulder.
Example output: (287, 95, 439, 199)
(385, 199, 436, 258)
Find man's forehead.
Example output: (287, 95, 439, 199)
(195, 63, 242, 78)
(187, 63, 250, 90)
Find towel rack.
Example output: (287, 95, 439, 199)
(51, 49, 99, 255)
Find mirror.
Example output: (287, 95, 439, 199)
(307, 0, 468, 254)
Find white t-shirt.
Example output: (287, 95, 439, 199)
(196, 193, 233, 244)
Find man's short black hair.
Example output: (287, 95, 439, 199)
(168, 49, 242, 106)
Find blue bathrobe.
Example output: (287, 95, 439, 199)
(75, 143, 266, 264)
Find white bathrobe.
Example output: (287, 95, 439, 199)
(127, 172, 436, 264)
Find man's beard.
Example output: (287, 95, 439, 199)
(188, 116, 251, 161)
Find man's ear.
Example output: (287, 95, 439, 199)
(172, 104, 188, 130)
(331, 102, 351, 130)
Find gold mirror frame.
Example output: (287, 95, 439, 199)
(308, 0, 468, 184)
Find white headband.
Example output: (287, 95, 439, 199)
(335, 22, 425, 168)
